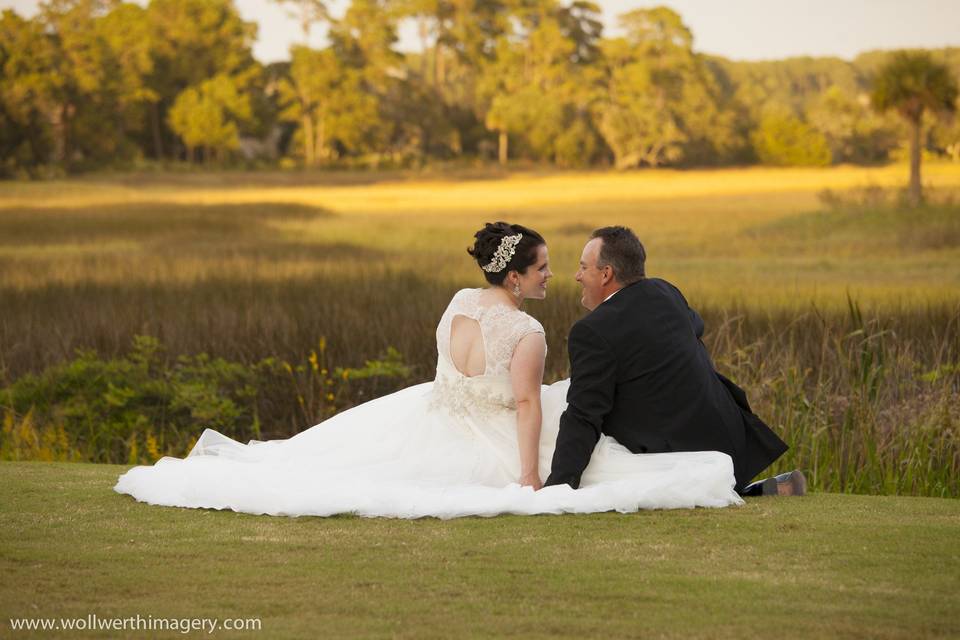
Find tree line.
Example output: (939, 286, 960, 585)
(2, 0, 959, 177)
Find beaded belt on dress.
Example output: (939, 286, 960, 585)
(429, 374, 516, 417)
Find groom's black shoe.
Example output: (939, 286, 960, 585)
(740, 470, 807, 497)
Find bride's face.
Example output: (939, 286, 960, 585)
(515, 244, 552, 300)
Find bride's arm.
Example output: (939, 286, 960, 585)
(510, 333, 547, 490)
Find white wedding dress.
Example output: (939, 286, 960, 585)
(115, 288, 743, 518)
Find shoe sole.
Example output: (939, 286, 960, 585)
(759, 471, 808, 497)
(777, 471, 807, 497)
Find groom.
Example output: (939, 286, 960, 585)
(544, 226, 801, 496)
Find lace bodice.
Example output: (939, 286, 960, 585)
(431, 288, 545, 416)
(437, 288, 545, 377)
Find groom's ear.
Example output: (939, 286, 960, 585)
(600, 265, 613, 285)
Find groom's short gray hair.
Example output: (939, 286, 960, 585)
(591, 226, 646, 285)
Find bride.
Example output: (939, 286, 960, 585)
(115, 222, 742, 518)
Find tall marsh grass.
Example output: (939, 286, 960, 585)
(710, 298, 959, 497)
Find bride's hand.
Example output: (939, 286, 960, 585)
(519, 471, 542, 491)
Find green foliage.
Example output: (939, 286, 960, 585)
(0, 10, 57, 176)
(1, 408, 79, 462)
(751, 112, 832, 166)
(0, 1, 157, 174)
(478, 0, 603, 165)
(871, 51, 958, 123)
(871, 51, 959, 204)
(0, 336, 260, 463)
(168, 74, 253, 161)
(338, 346, 412, 381)
(148, 0, 256, 81)
(1, 1, 959, 172)
(137, 0, 261, 162)
(594, 33, 687, 168)
(278, 45, 383, 164)
(930, 95, 960, 162)
(806, 86, 899, 164)
(0, 335, 412, 465)
(593, 8, 740, 168)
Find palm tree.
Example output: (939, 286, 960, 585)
(871, 52, 958, 206)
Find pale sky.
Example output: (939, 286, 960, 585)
(4, 0, 960, 63)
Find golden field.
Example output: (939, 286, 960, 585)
(1, 163, 959, 305)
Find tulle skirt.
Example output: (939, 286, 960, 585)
(115, 380, 743, 518)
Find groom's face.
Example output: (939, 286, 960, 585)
(576, 238, 607, 311)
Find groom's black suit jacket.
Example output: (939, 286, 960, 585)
(544, 278, 787, 490)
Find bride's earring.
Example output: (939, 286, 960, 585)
(513, 283, 521, 298)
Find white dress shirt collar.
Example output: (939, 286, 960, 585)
(602, 287, 622, 304)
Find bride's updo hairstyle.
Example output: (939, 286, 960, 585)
(468, 222, 545, 286)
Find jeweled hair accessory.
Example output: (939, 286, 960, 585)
(481, 233, 523, 273)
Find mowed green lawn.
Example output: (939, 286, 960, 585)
(2, 461, 958, 639)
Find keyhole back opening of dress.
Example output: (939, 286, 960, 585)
(450, 314, 486, 377)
